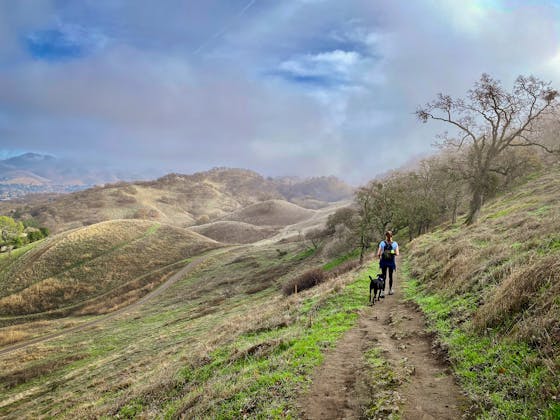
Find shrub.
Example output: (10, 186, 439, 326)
(134, 208, 159, 219)
(26, 230, 45, 242)
(282, 268, 326, 296)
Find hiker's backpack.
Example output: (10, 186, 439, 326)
(381, 241, 395, 261)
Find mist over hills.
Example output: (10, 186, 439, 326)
(0, 165, 353, 234)
(0, 153, 135, 200)
(0, 153, 353, 202)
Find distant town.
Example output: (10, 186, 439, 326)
(0, 183, 89, 201)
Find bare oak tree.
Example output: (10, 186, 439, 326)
(354, 181, 397, 263)
(417, 74, 559, 224)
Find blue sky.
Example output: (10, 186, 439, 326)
(0, 0, 559, 183)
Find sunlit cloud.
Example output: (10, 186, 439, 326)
(0, 0, 559, 183)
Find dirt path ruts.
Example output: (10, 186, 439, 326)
(301, 283, 465, 419)
(0, 247, 237, 357)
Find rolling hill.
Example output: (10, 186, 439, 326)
(190, 221, 278, 244)
(2, 167, 559, 418)
(0, 219, 219, 320)
(220, 199, 315, 227)
(0, 167, 352, 234)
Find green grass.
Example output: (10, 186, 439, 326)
(529, 205, 551, 217)
(403, 262, 558, 419)
(0, 239, 43, 261)
(363, 348, 401, 418)
(2, 243, 376, 418)
(293, 247, 316, 261)
(159, 265, 377, 418)
(322, 248, 360, 271)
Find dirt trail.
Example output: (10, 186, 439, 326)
(301, 284, 466, 419)
(0, 247, 238, 357)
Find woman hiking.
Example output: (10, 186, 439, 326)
(377, 230, 399, 297)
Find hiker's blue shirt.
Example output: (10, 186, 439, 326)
(379, 240, 398, 269)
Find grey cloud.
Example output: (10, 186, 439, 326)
(0, 0, 559, 184)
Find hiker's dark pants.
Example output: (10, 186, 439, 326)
(381, 266, 394, 291)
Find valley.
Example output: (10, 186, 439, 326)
(1, 166, 559, 419)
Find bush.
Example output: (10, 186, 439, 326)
(12, 236, 26, 248)
(282, 268, 326, 296)
(27, 230, 45, 242)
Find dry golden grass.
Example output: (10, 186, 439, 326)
(408, 167, 560, 353)
(1, 168, 351, 235)
(0, 234, 364, 419)
(0, 330, 28, 347)
(221, 199, 315, 226)
(0, 220, 219, 317)
(191, 220, 278, 244)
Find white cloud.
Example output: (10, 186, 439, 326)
(278, 49, 361, 81)
(1, 0, 560, 184)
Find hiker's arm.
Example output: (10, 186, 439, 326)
(377, 245, 382, 258)
(395, 246, 400, 256)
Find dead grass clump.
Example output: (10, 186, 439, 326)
(0, 329, 29, 346)
(282, 268, 326, 296)
(473, 255, 560, 333)
(0, 278, 95, 315)
(134, 208, 160, 219)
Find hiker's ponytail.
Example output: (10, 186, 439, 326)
(385, 230, 393, 244)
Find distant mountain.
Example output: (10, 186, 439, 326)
(0, 153, 133, 200)
(0, 153, 124, 185)
(274, 175, 355, 202)
(3, 152, 57, 167)
(0, 167, 353, 234)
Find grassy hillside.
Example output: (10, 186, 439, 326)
(405, 167, 560, 418)
(0, 241, 374, 418)
(191, 221, 278, 244)
(221, 199, 315, 227)
(0, 168, 352, 234)
(0, 220, 219, 320)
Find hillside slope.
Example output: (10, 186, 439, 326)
(190, 221, 278, 244)
(0, 168, 353, 234)
(0, 238, 372, 418)
(220, 199, 315, 227)
(0, 220, 219, 319)
(406, 167, 560, 418)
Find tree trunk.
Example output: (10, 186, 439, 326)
(359, 232, 366, 265)
(465, 187, 484, 225)
(451, 194, 459, 224)
(359, 247, 364, 265)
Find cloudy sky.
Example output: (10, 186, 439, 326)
(1, 0, 559, 183)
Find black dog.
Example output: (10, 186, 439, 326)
(369, 274, 385, 305)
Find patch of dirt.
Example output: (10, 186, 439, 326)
(300, 285, 467, 419)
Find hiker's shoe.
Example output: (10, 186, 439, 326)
(389, 289, 394, 295)
(380, 291, 385, 298)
